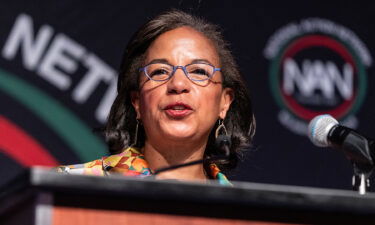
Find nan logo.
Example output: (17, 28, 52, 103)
(264, 18, 372, 135)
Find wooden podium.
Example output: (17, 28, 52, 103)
(1, 168, 375, 225)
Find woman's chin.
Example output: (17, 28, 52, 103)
(161, 125, 197, 141)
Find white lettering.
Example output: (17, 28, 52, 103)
(326, 62, 353, 100)
(95, 77, 117, 123)
(72, 54, 115, 103)
(264, 18, 372, 66)
(283, 58, 353, 100)
(38, 34, 85, 90)
(2, 14, 53, 70)
(2, 13, 117, 124)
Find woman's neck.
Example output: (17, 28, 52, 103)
(143, 140, 207, 181)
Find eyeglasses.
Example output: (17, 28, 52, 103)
(139, 63, 221, 82)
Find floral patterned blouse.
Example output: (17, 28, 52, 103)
(56, 147, 231, 186)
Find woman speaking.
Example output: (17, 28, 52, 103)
(57, 10, 255, 185)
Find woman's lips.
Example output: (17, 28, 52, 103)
(164, 102, 193, 119)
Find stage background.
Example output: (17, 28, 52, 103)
(1, 0, 374, 191)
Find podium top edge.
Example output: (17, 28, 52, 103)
(2, 167, 375, 216)
(27, 167, 375, 198)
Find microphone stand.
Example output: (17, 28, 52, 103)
(352, 169, 371, 195)
(309, 115, 375, 194)
(334, 129, 375, 195)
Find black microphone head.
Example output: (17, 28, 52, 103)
(308, 114, 338, 147)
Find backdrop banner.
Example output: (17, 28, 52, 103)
(1, 1, 374, 190)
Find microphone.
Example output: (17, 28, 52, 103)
(308, 114, 375, 194)
(308, 114, 374, 172)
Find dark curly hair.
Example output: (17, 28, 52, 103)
(105, 9, 255, 175)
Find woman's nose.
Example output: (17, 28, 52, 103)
(167, 67, 191, 94)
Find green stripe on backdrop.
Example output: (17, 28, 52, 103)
(0, 69, 108, 162)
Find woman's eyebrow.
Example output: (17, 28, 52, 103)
(146, 58, 215, 66)
(146, 58, 170, 65)
(190, 59, 214, 65)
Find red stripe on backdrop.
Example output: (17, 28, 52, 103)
(0, 116, 59, 167)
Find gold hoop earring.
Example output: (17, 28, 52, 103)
(131, 119, 140, 147)
(215, 119, 228, 139)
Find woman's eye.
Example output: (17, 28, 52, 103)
(150, 69, 169, 76)
(190, 69, 209, 76)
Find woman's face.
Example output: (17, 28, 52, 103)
(132, 26, 233, 146)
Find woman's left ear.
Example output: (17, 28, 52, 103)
(219, 88, 234, 119)
(131, 91, 141, 119)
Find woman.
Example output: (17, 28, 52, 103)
(57, 9, 255, 185)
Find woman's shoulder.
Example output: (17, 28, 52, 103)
(55, 147, 232, 185)
(54, 147, 148, 176)
(55, 158, 105, 175)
